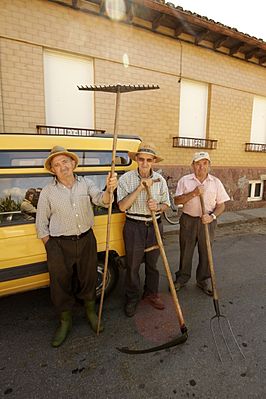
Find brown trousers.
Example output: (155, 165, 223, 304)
(175, 212, 216, 284)
(123, 218, 163, 304)
(45, 229, 97, 313)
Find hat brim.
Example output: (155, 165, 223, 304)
(45, 151, 79, 174)
(128, 151, 163, 163)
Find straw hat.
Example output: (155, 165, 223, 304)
(128, 143, 163, 163)
(44, 146, 79, 173)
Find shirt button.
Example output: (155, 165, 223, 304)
(76, 214, 79, 217)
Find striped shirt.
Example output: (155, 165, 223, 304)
(36, 175, 107, 238)
(117, 169, 170, 222)
(175, 173, 230, 217)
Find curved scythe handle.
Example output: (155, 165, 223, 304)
(144, 183, 187, 330)
(117, 183, 188, 354)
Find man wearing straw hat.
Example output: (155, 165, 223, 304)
(36, 146, 117, 347)
(117, 143, 170, 317)
(173, 151, 229, 296)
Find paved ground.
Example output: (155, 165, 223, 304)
(0, 219, 266, 399)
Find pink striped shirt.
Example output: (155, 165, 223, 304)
(175, 173, 230, 217)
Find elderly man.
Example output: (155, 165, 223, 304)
(174, 152, 230, 295)
(36, 146, 117, 347)
(117, 143, 170, 317)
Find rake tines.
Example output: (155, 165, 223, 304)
(77, 84, 160, 93)
(210, 301, 245, 362)
(77, 82, 160, 335)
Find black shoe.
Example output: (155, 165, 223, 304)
(125, 302, 137, 317)
(197, 280, 213, 296)
(173, 281, 186, 292)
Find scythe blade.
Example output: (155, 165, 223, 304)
(117, 327, 188, 354)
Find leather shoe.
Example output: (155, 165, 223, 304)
(173, 281, 186, 292)
(197, 280, 213, 296)
(125, 302, 137, 317)
(143, 294, 165, 310)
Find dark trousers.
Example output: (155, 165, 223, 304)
(45, 229, 97, 313)
(123, 218, 163, 304)
(176, 213, 216, 284)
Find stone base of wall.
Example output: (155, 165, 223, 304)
(157, 165, 266, 211)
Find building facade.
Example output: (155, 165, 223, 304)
(0, 0, 266, 210)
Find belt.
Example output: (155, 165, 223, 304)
(126, 217, 161, 226)
(55, 229, 90, 241)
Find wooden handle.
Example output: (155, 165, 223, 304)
(97, 90, 121, 335)
(144, 182, 186, 329)
(199, 194, 218, 300)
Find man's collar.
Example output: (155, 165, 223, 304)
(52, 174, 80, 185)
(191, 173, 213, 182)
(137, 168, 154, 179)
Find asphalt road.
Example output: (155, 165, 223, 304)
(1, 224, 266, 399)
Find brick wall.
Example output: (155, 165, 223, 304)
(0, 0, 266, 209)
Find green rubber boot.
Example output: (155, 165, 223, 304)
(51, 311, 72, 348)
(85, 300, 104, 333)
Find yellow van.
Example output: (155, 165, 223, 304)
(0, 130, 141, 298)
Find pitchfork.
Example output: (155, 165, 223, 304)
(200, 194, 245, 362)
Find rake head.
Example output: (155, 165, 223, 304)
(77, 84, 160, 93)
(210, 300, 246, 362)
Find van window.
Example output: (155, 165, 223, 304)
(0, 173, 121, 225)
(0, 150, 130, 168)
(0, 175, 51, 225)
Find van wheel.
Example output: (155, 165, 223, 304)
(96, 259, 119, 300)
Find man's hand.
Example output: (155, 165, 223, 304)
(193, 185, 204, 197)
(147, 198, 158, 211)
(106, 172, 118, 192)
(201, 214, 214, 224)
(42, 235, 50, 245)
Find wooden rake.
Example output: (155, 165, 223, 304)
(78, 84, 159, 334)
(200, 194, 245, 362)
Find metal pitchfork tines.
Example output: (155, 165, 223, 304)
(78, 84, 160, 335)
(200, 194, 246, 362)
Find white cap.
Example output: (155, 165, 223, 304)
(192, 151, 211, 163)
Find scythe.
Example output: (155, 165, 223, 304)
(117, 182, 188, 354)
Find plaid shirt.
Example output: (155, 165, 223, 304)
(36, 175, 107, 238)
(117, 169, 170, 221)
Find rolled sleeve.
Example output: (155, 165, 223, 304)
(87, 180, 107, 208)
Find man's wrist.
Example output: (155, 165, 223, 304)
(211, 213, 217, 220)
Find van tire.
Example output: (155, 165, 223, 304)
(96, 259, 119, 300)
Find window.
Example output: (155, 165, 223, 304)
(179, 79, 208, 140)
(0, 176, 52, 225)
(44, 51, 94, 129)
(0, 173, 122, 225)
(250, 96, 266, 144)
(248, 180, 264, 202)
(0, 150, 130, 168)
